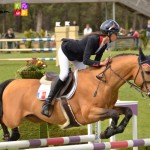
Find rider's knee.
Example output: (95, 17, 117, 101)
(59, 71, 69, 81)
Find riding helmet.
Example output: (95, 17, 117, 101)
(100, 19, 120, 35)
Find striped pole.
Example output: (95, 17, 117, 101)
(0, 38, 55, 42)
(0, 38, 57, 61)
(0, 48, 56, 52)
(26, 138, 150, 150)
(0, 135, 96, 149)
(0, 58, 56, 61)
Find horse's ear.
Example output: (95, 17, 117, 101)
(139, 47, 145, 63)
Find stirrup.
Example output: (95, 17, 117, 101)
(42, 101, 51, 108)
(41, 105, 54, 117)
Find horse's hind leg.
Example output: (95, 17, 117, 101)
(0, 121, 20, 141)
(9, 127, 20, 141)
(0, 121, 10, 141)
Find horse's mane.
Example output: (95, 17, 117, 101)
(113, 53, 139, 58)
(83, 53, 139, 72)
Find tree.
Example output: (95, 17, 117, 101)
(1, 3, 148, 34)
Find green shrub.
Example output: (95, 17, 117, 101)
(37, 29, 45, 48)
(24, 29, 37, 48)
(140, 30, 149, 49)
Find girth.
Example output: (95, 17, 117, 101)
(61, 97, 81, 128)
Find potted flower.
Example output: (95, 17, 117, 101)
(17, 58, 47, 79)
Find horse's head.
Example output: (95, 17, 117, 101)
(135, 48, 150, 97)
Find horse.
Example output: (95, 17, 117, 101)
(0, 48, 150, 141)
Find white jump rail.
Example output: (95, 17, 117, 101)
(0, 38, 55, 42)
(0, 38, 56, 61)
(25, 138, 150, 150)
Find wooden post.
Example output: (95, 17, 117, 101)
(55, 26, 69, 66)
(112, 2, 115, 20)
(68, 26, 79, 40)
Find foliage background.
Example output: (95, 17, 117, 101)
(0, 3, 149, 34)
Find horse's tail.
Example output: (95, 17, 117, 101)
(0, 79, 14, 117)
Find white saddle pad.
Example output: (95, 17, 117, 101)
(37, 70, 78, 100)
(37, 84, 51, 100)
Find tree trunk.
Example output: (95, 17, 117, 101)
(15, 17, 22, 32)
(138, 16, 144, 29)
(77, 4, 82, 33)
(63, 4, 69, 22)
(36, 9, 43, 32)
(132, 12, 137, 30)
(95, 3, 102, 31)
(124, 10, 128, 30)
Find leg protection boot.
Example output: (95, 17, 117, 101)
(41, 78, 64, 117)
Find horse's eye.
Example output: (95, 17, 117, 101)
(145, 71, 150, 75)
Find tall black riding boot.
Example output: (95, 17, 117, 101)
(41, 78, 64, 117)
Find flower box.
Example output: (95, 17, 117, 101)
(17, 58, 47, 79)
(20, 70, 44, 79)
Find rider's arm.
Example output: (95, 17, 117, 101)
(83, 36, 101, 67)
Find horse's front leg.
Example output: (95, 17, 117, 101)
(114, 106, 132, 134)
(100, 106, 132, 139)
(100, 109, 119, 139)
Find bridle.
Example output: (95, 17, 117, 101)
(134, 60, 150, 96)
(95, 60, 150, 97)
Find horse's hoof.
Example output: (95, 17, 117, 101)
(100, 133, 107, 139)
(8, 133, 20, 141)
(100, 127, 116, 139)
(116, 125, 124, 133)
(100, 132, 111, 139)
(2, 133, 10, 141)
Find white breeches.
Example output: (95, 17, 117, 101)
(58, 47, 86, 81)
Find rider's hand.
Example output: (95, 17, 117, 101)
(100, 58, 112, 66)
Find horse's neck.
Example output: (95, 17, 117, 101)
(78, 55, 138, 89)
(107, 55, 138, 88)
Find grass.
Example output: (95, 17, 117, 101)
(0, 49, 150, 149)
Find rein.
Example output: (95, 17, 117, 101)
(95, 60, 150, 97)
(93, 63, 110, 97)
(109, 66, 145, 96)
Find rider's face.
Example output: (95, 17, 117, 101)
(110, 33, 117, 42)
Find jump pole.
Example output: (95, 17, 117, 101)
(0, 135, 96, 149)
(0, 48, 56, 52)
(0, 38, 55, 42)
(26, 138, 150, 150)
(0, 58, 56, 61)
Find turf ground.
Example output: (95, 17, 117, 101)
(0, 50, 150, 149)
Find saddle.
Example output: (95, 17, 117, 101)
(40, 69, 80, 128)
(40, 69, 74, 98)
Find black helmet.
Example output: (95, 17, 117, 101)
(100, 19, 120, 35)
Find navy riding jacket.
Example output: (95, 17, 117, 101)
(61, 34, 107, 67)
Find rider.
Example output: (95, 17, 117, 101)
(41, 19, 120, 117)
